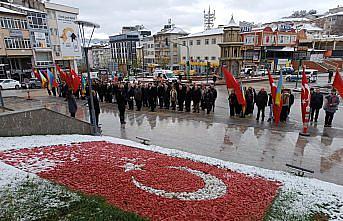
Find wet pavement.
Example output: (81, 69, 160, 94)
(1, 77, 343, 185)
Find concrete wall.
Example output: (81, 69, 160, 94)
(0, 108, 91, 137)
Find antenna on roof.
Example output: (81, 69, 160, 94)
(204, 5, 216, 30)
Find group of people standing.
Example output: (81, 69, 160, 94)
(227, 85, 340, 127)
(93, 81, 218, 124)
(60, 76, 340, 128)
(228, 86, 295, 122)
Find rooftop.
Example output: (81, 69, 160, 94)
(0, 6, 25, 15)
(179, 27, 223, 39)
(0, 2, 45, 13)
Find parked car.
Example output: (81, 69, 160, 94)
(255, 69, 268, 76)
(0, 79, 21, 90)
(281, 67, 294, 75)
(285, 69, 318, 83)
(21, 78, 42, 89)
(153, 70, 178, 82)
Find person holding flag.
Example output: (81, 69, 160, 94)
(222, 66, 246, 117)
(300, 66, 311, 136)
(268, 70, 283, 125)
(324, 69, 342, 127)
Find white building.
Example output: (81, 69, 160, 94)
(45, 2, 81, 72)
(178, 27, 223, 74)
(141, 35, 155, 71)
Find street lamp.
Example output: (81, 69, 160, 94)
(75, 20, 100, 136)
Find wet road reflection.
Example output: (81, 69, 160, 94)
(2, 89, 343, 185)
(98, 106, 343, 185)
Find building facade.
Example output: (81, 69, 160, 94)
(45, 2, 81, 72)
(179, 27, 223, 74)
(218, 16, 243, 76)
(110, 26, 151, 75)
(0, 6, 32, 80)
(154, 21, 188, 70)
(141, 35, 155, 71)
(240, 26, 297, 70)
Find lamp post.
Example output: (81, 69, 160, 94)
(169, 40, 190, 80)
(0, 87, 4, 107)
(75, 20, 100, 136)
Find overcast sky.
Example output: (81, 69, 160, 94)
(54, 0, 341, 39)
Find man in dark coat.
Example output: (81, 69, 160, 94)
(135, 84, 143, 111)
(310, 88, 324, 123)
(157, 83, 165, 109)
(177, 84, 186, 111)
(67, 90, 77, 118)
(148, 84, 157, 112)
(127, 84, 135, 110)
(210, 85, 217, 112)
(204, 88, 213, 114)
(185, 84, 192, 112)
(228, 90, 238, 117)
(142, 84, 148, 107)
(116, 84, 127, 124)
(255, 88, 269, 121)
(192, 85, 202, 113)
(324, 89, 340, 127)
(163, 83, 171, 109)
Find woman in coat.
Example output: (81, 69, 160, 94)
(67, 90, 77, 118)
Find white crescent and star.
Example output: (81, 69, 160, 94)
(122, 162, 227, 201)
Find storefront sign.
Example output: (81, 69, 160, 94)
(10, 30, 23, 38)
(56, 11, 82, 59)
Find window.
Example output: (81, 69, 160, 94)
(196, 40, 201, 45)
(4, 37, 31, 49)
(196, 56, 201, 60)
(211, 56, 216, 60)
(205, 39, 209, 45)
(212, 38, 216, 44)
(204, 56, 209, 60)
(189, 40, 193, 46)
(182, 41, 186, 46)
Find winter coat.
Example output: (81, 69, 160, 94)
(170, 89, 177, 102)
(67, 95, 77, 114)
(310, 92, 323, 109)
(324, 94, 340, 113)
(185, 88, 192, 102)
(192, 89, 202, 103)
(255, 91, 268, 108)
(229, 93, 238, 106)
(134, 87, 143, 101)
(157, 86, 165, 98)
(116, 89, 127, 111)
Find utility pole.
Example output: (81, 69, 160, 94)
(0, 87, 4, 107)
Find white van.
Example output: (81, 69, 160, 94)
(153, 70, 178, 82)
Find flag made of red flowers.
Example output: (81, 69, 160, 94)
(0, 141, 281, 220)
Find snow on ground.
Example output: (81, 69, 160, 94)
(0, 135, 343, 219)
(0, 161, 80, 220)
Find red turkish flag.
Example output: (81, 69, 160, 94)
(70, 69, 81, 93)
(222, 67, 246, 106)
(333, 69, 343, 98)
(0, 141, 281, 220)
(56, 64, 72, 88)
(301, 67, 311, 123)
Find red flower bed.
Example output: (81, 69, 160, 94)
(0, 141, 281, 220)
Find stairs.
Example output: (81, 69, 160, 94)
(292, 61, 328, 73)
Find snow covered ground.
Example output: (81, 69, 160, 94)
(0, 135, 342, 220)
